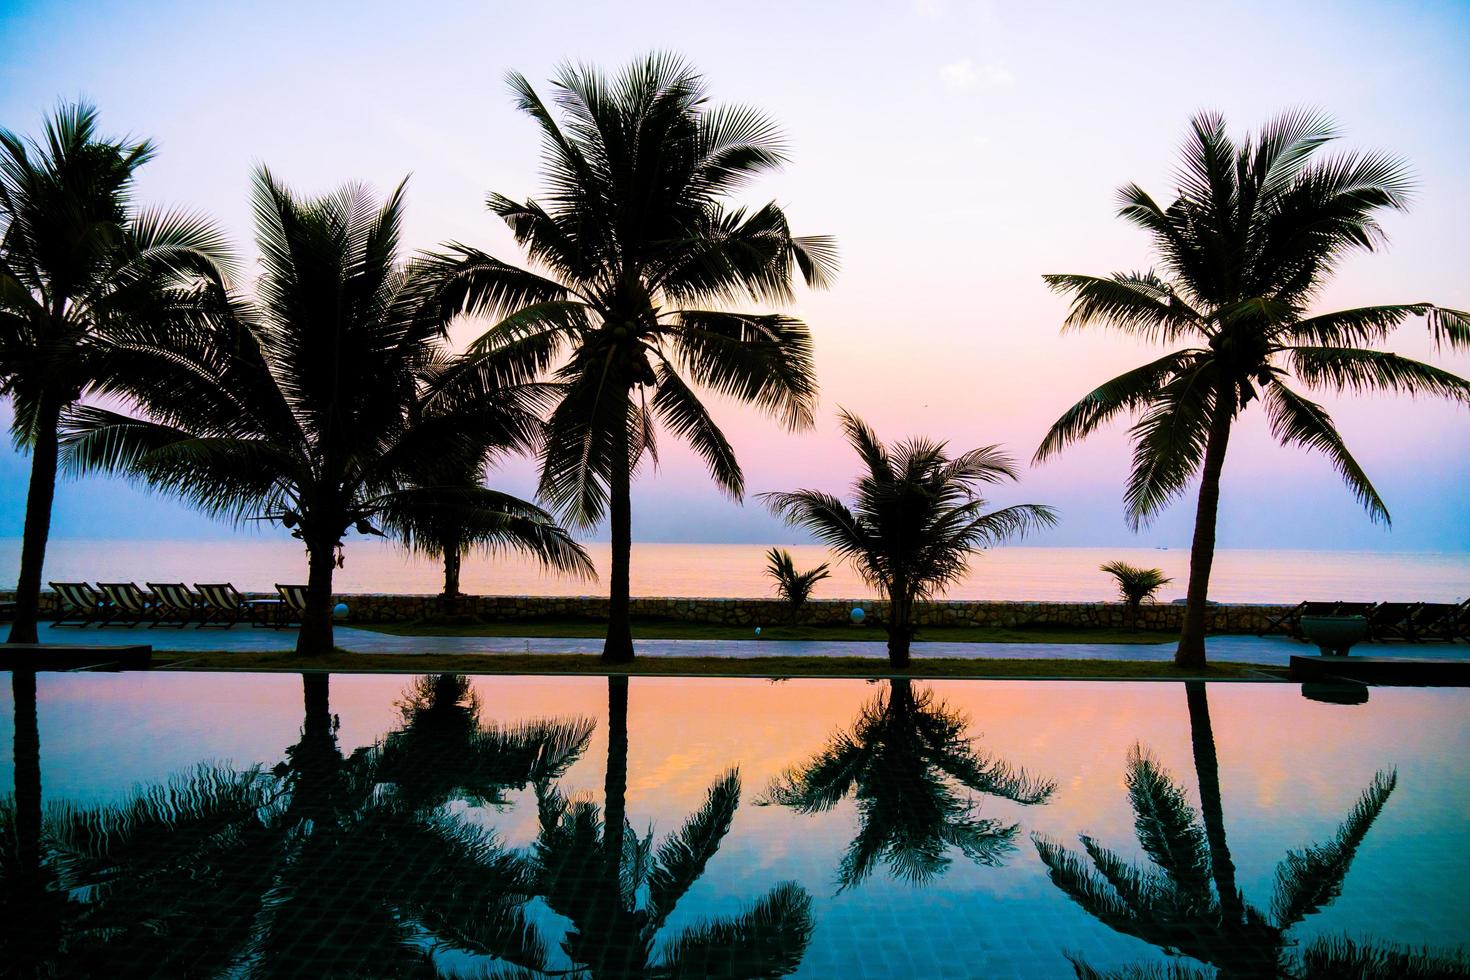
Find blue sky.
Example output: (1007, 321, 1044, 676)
(1, 0, 1467, 549)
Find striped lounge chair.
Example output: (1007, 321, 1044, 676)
(97, 583, 154, 627)
(147, 582, 199, 628)
(275, 584, 309, 626)
(195, 583, 249, 628)
(50, 582, 105, 627)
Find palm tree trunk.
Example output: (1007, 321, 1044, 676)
(297, 536, 337, 655)
(604, 401, 635, 664)
(8, 396, 63, 645)
(603, 675, 629, 879)
(13, 669, 42, 879)
(886, 587, 912, 668)
(442, 542, 461, 599)
(1186, 681, 1242, 921)
(11, 669, 46, 974)
(1176, 397, 1235, 668)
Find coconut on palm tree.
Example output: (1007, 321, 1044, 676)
(1035, 110, 1470, 667)
(765, 546, 831, 625)
(762, 410, 1056, 666)
(60, 168, 551, 653)
(0, 103, 232, 643)
(421, 53, 836, 662)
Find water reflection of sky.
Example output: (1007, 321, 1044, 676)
(3, 672, 1467, 977)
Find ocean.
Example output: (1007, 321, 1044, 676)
(2, 539, 1467, 603)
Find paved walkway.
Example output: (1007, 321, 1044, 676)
(22, 622, 1470, 666)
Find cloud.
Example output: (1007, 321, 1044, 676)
(912, 0, 946, 17)
(939, 59, 1015, 93)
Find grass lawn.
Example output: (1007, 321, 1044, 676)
(357, 616, 1198, 645)
(155, 649, 1283, 681)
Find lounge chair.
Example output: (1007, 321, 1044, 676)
(50, 582, 105, 627)
(97, 583, 154, 627)
(147, 582, 199, 627)
(1259, 600, 1306, 637)
(195, 582, 248, 628)
(1453, 599, 1470, 643)
(1405, 602, 1460, 643)
(275, 584, 309, 626)
(1365, 602, 1420, 642)
(1283, 601, 1346, 640)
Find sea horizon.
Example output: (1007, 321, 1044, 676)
(5, 539, 1467, 604)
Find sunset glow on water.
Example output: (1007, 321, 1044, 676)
(4, 671, 1467, 976)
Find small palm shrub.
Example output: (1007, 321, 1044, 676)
(1100, 561, 1172, 625)
(765, 548, 831, 625)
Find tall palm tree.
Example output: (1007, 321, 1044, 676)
(1034, 743, 1398, 978)
(1034, 110, 1470, 667)
(422, 53, 837, 663)
(762, 411, 1056, 666)
(760, 679, 1055, 889)
(59, 168, 547, 653)
(0, 102, 231, 643)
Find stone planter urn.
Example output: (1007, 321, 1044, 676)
(1300, 615, 1369, 657)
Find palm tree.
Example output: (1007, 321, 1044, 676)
(1034, 110, 1470, 667)
(378, 464, 595, 607)
(0, 102, 231, 643)
(1100, 561, 1172, 627)
(1034, 743, 1398, 978)
(252, 672, 573, 978)
(421, 53, 837, 663)
(765, 546, 831, 625)
(372, 673, 594, 814)
(762, 411, 1057, 666)
(760, 679, 1055, 889)
(59, 168, 547, 653)
(533, 771, 815, 978)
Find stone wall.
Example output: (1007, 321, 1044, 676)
(4, 589, 1292, 632)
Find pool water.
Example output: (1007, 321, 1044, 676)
(2, 670, 1467, 978)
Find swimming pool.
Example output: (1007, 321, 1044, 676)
(3, 670, 1467, 977)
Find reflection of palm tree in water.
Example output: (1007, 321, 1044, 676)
(530, 676, 817, 979)
(255, 671, 597, 977)
(759, 678, 1055, 889)
(1, 671, 598, 977)
(373, 672, 594, 815)
(1032, 681, 1457, 979)
(3, 669, 280, 978)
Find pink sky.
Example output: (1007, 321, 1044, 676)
(1, 0, 1466, 549)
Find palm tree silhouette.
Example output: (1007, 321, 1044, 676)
(760, 678, 1055, 889)
(1034, 740, 1398, 978)
(1, 670, 598, 977)
(421, 53, 836, 663)
(2, 666, 281, 977)
(0, 103, 232, 643)
(372, 672, 594, 815)
(251, 672, 580, 977)
(529, 676, 815, 978)
(762, 411, 1055, 666)
(60, 170, 561, 653)
(1034, 110, 1470, 667)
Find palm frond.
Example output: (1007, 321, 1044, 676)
(1264, 382, 1389, 524)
